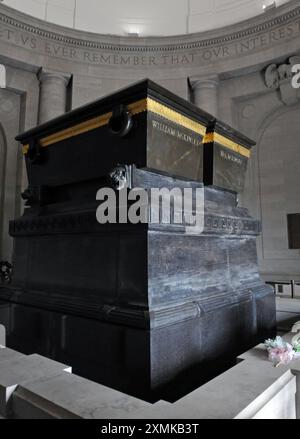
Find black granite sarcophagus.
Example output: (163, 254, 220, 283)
(0, 80, 275, 402)
(19, 79, 252, 195)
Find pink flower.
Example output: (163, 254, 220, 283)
(268, 345, 295, 366)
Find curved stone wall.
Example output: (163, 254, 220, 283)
(0, 1, 299, 73)
(0, 0, 300, 280)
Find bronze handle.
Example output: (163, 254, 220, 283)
(108, 104, 133, 137)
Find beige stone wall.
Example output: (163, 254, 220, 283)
(0, 65, 39, 261)
(0, 88, 21, 260)
(0, 1, 299, 280)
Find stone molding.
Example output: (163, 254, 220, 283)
(0, 282, 270, 329)
(0, 2, 299, 52)
(189, 75, 220, 90)
(9, 210, 261, 237)
(37, 68, 71, 86)
(0, 2, 299, 71)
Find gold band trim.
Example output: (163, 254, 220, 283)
(147, 99, 206, 136)
(22, 144, 29, 154)
(22, 98, 205, 154)
(203, 132, 250, 158)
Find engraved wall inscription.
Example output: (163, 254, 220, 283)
(0, 14, 300, 67)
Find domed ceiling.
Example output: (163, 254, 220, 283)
(2, 0, 292, 36)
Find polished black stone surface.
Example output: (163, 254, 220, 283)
(203, 119, 252, 193)
(0, 82, 275, 402)
(0, 169, 275, 401)
(16, 79, 254, 193)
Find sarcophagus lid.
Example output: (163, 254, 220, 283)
(16, 79, 254, 193)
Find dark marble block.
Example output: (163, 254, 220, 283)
(0, 81, 275, 401)
(0, 169, 275, 401)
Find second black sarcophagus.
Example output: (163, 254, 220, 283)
(0, 80, 275, 401)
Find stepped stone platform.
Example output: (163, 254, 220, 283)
(0, 324, 298, 419)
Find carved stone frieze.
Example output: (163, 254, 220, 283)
(0, 2, 300, 68)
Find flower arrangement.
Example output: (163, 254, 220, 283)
(264, 336, 300, 367)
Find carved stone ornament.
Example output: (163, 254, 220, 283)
(0, 261, 12, 284)
(265, 56, 300, 105)
(109, 165, 131, 191)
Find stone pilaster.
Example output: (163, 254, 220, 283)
(189, 75, 219, 117)
(38, 69, 71, 124)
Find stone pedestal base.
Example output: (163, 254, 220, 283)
(0, 283, 275, 402)
(0, 171, 276, 401)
